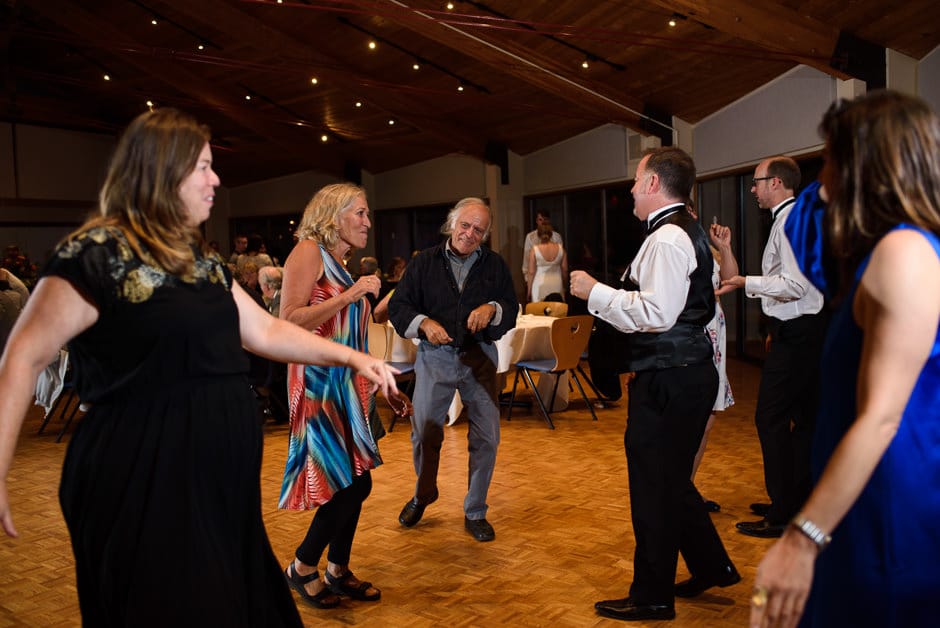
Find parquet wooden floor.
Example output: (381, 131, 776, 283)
(1, 359, 774, 627)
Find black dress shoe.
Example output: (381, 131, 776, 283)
(750, 502, 771, 517)
(675, 564, 741, 598)
(398, 499, 428, 527)
(464, 517, 495, 542)
(736, 518, 785, 538)
(594, 597, 675, 621)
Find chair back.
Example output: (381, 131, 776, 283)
(367, 321, 390, 360)
(525, 301, 569, 317)
(549, 315, 594, 372)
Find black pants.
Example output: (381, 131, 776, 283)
(296, 471, 372, 567)
(625, 362, 733, 605)
(756, 311, 828, 524)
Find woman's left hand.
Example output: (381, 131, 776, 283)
(750, 530, 816, 628)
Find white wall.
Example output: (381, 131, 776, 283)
(919, 45, 940, 112)
(524, 124, 631, 195)
(694, 66, 835, 176)
(13, 125, 114, 201)
(372, 154, 487, 210)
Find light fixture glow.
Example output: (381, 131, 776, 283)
(457, 85, 464, 91)
(245, 94, 251, 100)
(446, 2, 455, 9)
(197, 43, 205, 50)
(146, 100, 154, 109)
(310, 77, 318, 85)
(103, 74, 111, 81)
(151, 18, 157, 26)
(668, 18, 677, 27)
(355, 101, 362, 108)
(320, 134, 329, 143)
(413, 62, 420, 70)
(388, 119, 395, 125)
(581, 60, 589, 69)
(368, 41, 376, 50)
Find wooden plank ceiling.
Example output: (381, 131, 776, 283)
(3, 0, 939, 187)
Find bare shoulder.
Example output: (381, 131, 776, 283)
(862, 228, 940, 310)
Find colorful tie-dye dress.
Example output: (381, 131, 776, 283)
(279, 244, 382, 509)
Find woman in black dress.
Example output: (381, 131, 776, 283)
(0, 108, 400, 627)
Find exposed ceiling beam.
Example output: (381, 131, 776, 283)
(160, 0, 488, 163)
(379, 0, 656, 134)
(653, 0, 850, 79)
(28, 0, 348, 176)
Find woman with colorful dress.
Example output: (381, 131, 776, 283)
(279, 182, 408, 609)
(751, 91, 940, 627)
(0, 109, 400, 627)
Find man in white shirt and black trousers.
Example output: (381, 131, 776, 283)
(570, 147, 740, 622)
(721, 156, 826, 539)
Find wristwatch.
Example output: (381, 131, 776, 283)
(790, 515, 832, 551)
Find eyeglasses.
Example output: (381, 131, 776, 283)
(752, 176, 775, 185)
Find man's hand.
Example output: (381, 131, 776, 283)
(419, 318, 453, 345)
(466, 303, 496, 333)
(709, 223, 731, 248)
(569, 270, 598, 300)
(720, 275, 746, 292)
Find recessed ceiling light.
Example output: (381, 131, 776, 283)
(146, 100, 154, 109)
(368, 41, 377, 50)
(320, 134, 329, 143)
(388, 119, 395, 125)
(581, 60, 589, 69)
(355, 101, 362, 107)
(668, 19, 677, 27)
(446, 2, 455, 9)
(151, 18, 157, 26)
(457, 85, 464, 91)
(413, 62, 420, 70)
(245, 95, 251, 100)
(103, 74, 111, 81)
(197, 43, 205, 50)
(310, 77, 318, 85)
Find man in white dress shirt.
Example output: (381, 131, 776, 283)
(721, 156, 826, 539)
(571, 147, 739, 622)
(522, 210, 562, 291)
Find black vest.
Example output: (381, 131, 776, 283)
(623, 209, 715, 372)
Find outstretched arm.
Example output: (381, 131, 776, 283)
(0, 277, 98, 537)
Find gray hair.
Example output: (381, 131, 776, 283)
(441, 197, 492, 241)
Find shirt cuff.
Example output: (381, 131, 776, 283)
(744, 275, 761, 298)
(586, 282, 618, 316)
(405, 314, 427, 338)
(488, 301, 503, 326)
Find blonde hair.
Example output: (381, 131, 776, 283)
(294, 182, 367, 249)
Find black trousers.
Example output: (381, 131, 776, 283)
(625, 362, 733, 605)
(296, 471, 372, 567)
(756, 311, 828, 524)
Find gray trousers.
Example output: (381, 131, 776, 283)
(410, 341, 500, 520)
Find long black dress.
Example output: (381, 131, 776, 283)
(46, 226, 302, 627)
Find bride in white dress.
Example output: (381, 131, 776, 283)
(527, 222, 567, 302)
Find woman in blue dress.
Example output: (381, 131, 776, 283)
(750, 90, 940, 628)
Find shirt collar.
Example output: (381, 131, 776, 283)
(771, 196, 796, 220)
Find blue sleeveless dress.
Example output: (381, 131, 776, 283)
(795, 223, 940, 627)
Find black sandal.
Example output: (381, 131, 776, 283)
(284, 562, 341, 609)
(325, 569, 381, 601)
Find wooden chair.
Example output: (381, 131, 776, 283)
(368, 321, 415, 431)
(524, 301, 569, 317)
(506, 315, 598, 428)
